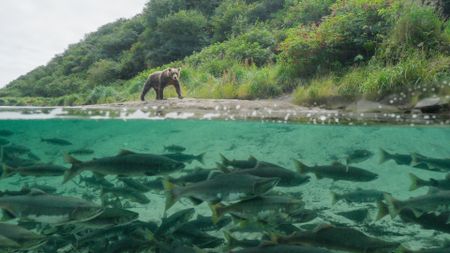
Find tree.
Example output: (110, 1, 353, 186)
(211, 0, 249, 42)
(87, 59, 121, 85)
(145, 10, 209, 66)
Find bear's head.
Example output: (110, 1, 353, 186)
(168, 68, 181, 81)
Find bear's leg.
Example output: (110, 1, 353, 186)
(158, 87, 165, 100)
(140, 79, 152, 101)
(174, 82, 183, 99)
(154, 87, 161, 100)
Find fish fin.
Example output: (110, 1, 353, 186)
(314, 172, 323, 180)
(162, 178, 180, 213)
(446, 215, 450, 224)
(253, 177, 279, 194)
(64, 153, 82, 164)
(209, 203, 226, 224)
(63, 153, 84, 184)
(230, 213, 246, 224)
(1, 164, 14, 178)
(28, 188, 46, 196)
(331, 160, 344, 166)
(411, 209, 423, 218)
(427, 187, 440, 195)
(216, 163, 231, 173)
(376, 201, 389, 220)
(223, 231, 238, 250)
(378, 148, 391, 164)
(93, 172, 104, 179)
(207, 170, 223, 180)
(197, 214, 207, 219)
(313, 223, 335, 233)
(118, 149, 136, 156)
(429, 178, 439, 186)
(1, 209, 16, 221)
(268, 233, 280, 244)
(192, 245, 206, 253)
(394, 245, 409, 253)
(330, 192, 340, 205)
(220, 153, 230, 166)
(248, 155, 257, 163)
(189, 197, 203, 206)
(294, 160, 310, 174)
(446, 173, 450, 180)
(196, 152, 206, 164)
(410, 152, 426, 166)
(384, 193, 401, 218)
(63, 168, 82, 184)
(100, 187, 108, 196)
(408, 173, 422, 191)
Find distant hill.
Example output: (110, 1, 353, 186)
(1, 0, 449, 107)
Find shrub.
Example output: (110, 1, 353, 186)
(336, 53, 450, 100)
(247, 0, 286, 22)
(185, 27, 277, 76)
(360, 53, 447, 99)
(280, 0, 394, 78)
(293, 76, 338, 105)
(337, 67, 368, 97)
(377, 3, 450, 63)
(85, 86, 121, 105)
(284, 0, 336, 26)
(238, 67, 282, 99)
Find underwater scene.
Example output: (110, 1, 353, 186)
(0, 119, 450, 253)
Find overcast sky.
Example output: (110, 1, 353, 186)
(0, 0, 148, 88)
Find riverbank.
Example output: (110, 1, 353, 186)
(0, 98, 448, 125)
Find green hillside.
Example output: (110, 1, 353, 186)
(1, 0, 449, 107)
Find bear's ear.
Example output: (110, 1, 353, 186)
(178, 67, 181, 73)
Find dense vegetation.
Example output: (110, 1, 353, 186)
(1, 0, 449, 107)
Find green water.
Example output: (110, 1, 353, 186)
(1, 119, 450, 252)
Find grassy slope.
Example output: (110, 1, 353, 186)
(0, 0, 449, 107)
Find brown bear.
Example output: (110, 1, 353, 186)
(140, 68, 183, 101)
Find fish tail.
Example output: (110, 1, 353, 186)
(100, 187, 108, 196)
(223, 231, 239, 250)
(376, 201, 389, 220)
(410, 153, 421, 166)
(379, 148, 392, 164)
(269, 233, 280, 244)
(162, 178, 180, 213)
(64, 153, 82, 165)
(409, 173, 424, 191)
(220, 153, 230, 166)
(216, 163, 231, 173)
(63, 153, 83, 184)
(384, 193, 401, 218)
(330, 192, 341, 205)
(394, 245, 409, 253)
(196, 152, 206, 164)
(294, 160, 309, 174)
(209, 202, 226, 224)
(1, 164, 14, 178)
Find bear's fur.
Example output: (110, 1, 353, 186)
(140, 68, 183, 101)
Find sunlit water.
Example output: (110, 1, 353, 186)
(1, 118, 449, 252)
